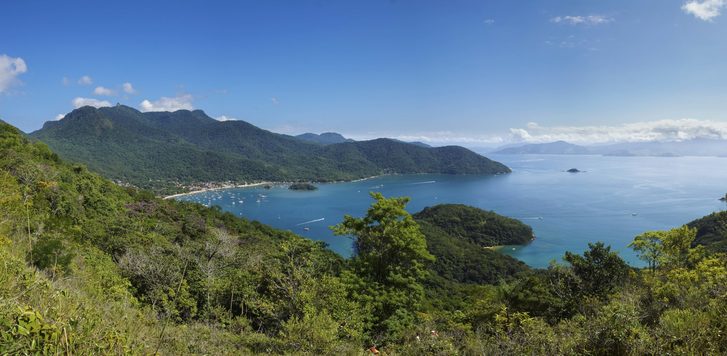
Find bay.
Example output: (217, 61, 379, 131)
(175, 154, 727, 267)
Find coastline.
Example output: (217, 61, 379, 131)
(164, 174, 385, 200)
(163, 182, 272, 200)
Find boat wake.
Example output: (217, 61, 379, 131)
(411, 180, 436, 185)
(296, 217, 325, 226)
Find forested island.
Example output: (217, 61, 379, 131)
(3, 120, 727, 354)
(29, 106, 510, 195)
(288, 182, 318, 191)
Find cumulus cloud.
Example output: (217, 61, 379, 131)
(682, 0, 726, 21)
(55, 114, 65, 121)
(508, 119, 727, 144)
(355, 119, 727, 148)
(93, 86, 115, 96)
(72, 97, 112, 108)
(122, 82, 136, 94)
(215, 115, 239, 121)
(0, 54, 28, 93)
(78, 75, 93, 85)
(139, 94, 194, 112)
(550, 15, 613, 25)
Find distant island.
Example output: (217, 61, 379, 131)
(289, 182, 318, 191)
(31, 106, 510, 194)
(720, 193, 727, 202)
(495, 141, 591, 155)
(493, 139, 727, 157)
(567, 168, 581, 173)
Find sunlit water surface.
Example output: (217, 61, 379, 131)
(176, 154, 727, 267)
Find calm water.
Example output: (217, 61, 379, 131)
(176, 154, 727, 268)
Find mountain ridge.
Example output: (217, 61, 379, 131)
(31, 106, 510, 194)
(296, 132, 353, 145)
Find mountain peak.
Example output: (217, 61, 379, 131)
(296, 132, 353, 145)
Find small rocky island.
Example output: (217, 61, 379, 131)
(720, 193, 727, 202)
(289, 182, 318, 191)
(566, 168, 581, 173)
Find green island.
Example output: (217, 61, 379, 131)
(288, 182, 318, 191)
(3, 121, 727, 354)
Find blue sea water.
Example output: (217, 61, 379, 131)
(175, 154, 727, 268)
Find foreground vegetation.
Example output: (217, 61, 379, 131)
(3, 121, 727, 354)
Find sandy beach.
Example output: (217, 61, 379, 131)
(163, 182, 272, 200)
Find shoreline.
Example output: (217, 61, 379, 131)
(163, 182, 272, 200)
(164, 174, 386, 200)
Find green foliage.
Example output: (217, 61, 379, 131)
(333, 192, 435, 341)
(564, 242, 631, 299)
(6, 118, 727, 354)
(30, 233, 75, 276)
(1, 120, 364, 353)
(414, 204, 533, 247)
(30, 105, 510, 194)
(288, 182, 318, 190)
(414, 205, 530, 286)
(688, 210, 727, 252)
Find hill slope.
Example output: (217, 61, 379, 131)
(30, 106, 510, 193)
(0, 120, 362, 353)
(689, 210, 727, 253)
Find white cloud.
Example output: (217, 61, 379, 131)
(346, 119, 727, 148)
(0, 54, 28, 93)
(72, 97, 112, 108)
(682, 0, 726, 21)
(508, 119, 727, 144)
(550, 15, 613, 25)
(55, 114, 65, 121)
(78, 75, 93, 85)
(215, 115, 239, 121)
(271, 96, 280, 105)
(122, 82, 136, 94)
(62, 77, 70, 86)
(93, 86, 115, 96)
(484, 19, 495, 25)
(139, 94, 194, 112)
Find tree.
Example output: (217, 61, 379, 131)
(630, 226, 702, 271)
(564, 242, 630, 299)
(332, 192, 434, 341)
(630, 231, 662, 272)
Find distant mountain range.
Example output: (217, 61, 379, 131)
(493, 140, 727, 157)
(30, 105, 510, 193)
(494, 141, 591, 155)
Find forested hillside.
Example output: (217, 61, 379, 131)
(689, 210, 727, 253)
(3, 120, 727, 354)
(30, 106, 510, 194)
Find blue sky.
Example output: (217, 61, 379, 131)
(2, 0, 727, 147)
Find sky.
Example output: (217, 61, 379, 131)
(1, 0, 727, 147)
